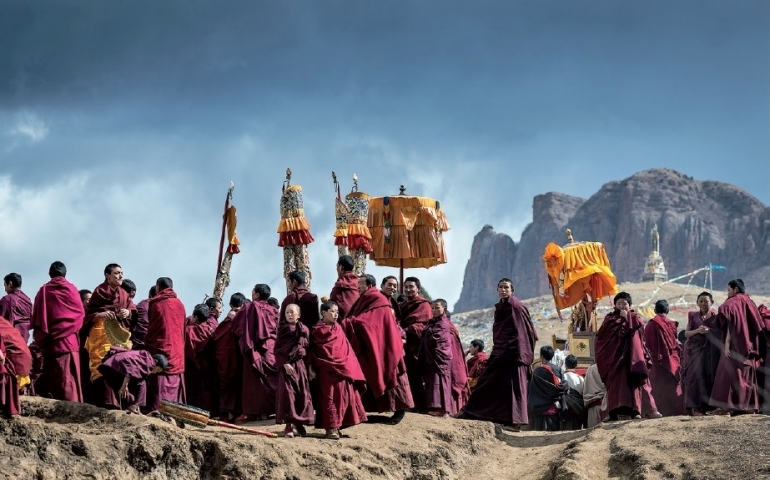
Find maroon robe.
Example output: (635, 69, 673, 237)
(419, 314, 455, 414)
(329, 272, 360, 320)
(709, 293, 763, 412)
(97, 347, 156, 409)
(448, 323, 470, 413)
(132, 297, 151, 349)
(310, 320, 367, 429)
(467, 351, 489, 389)
(232, 300, 278, 416)
(758, 304, 770, 414)
(30, 276, 84, 402)
(0, 290, 33, 343)
(398, 296, 433, 411)
(280, 286, 320, 330)
(462, 295, 537, 425)
(596, 309, 655, 417)
(212, 317, 242, 417)
(0, 317, 32, 416)
(342, 288, 414, 413)
(84, 282, 137, 407)
(682, 310, 721, 411)
(643, 315, 685, 416)
(274, 321, 314, 425)
(144, 288, 186, 412)
(184, 315, 218, 410)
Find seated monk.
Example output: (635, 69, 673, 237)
(561, 355, 587, 431)
(329, 255, 360, 320)
(0, 316, 32, 417)
(281, 271, 319, 330)
(184, 302, 219, 410)
(84, 263, 137, 408)
(30, 261, 85, 402)
(0, 273, 33, 343)
(310, 301, 367, 440)
(398, 276, 433, 412)
(528, 346, 565, 431)
(342, 274, 414, 424)
(231, 284, 279, 422)
(466, 339, 489, 390)
(97, 346, 168, 414)
(644, 300, 685, 416)
(144, 277, 186, 413)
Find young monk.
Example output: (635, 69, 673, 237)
(682, 292, 721, 416)
(0, 273, 33, 343)
(97, 346, 168, 414)
(275, 304, 314, 438)
(466, 339, 488, 390)
(644, 300, 684, 416)
(309, 301, 367, 440)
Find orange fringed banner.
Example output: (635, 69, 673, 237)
(278, 171, 314, 293)
(213, 183, 240, 300)
(543, 238, 618, 311)
(367, 195, 450, 269)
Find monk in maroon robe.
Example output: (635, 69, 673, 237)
(709, 279, 763, 414)
(231, 284, 278, 421)
(132, 286, 156, 350)
(184, 302, 218, 410)
(84, 264, 137, 407)
(466, 339, 489, 390)
(1, 273, 33, 343)
(275, 304, 314, 437)
(30, 261, 84, 402)
(0, 316, 32, 416)
(343, 276, 413, 423)
(460, 279, 536, 430)
(643, 300, 685, 416)
(682, 292, 721, 415)
(448, 319, 470, 413)
(97, 346, 166, 413)
(398, 276, 433, 411)
(419, 301, 456, 416)
(212, 293, 248, 421)
(329, 256, 360, 320)
(144, 277, 186, 413)
(758, 304, 770, 415)
(280, 271, 320, 330)
(596, 292, 659, 420)
(310, 301, 367, 439)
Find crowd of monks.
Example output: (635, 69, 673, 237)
(0, 259, 768, 439)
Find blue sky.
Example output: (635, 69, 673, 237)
(1, 0, 767, 310)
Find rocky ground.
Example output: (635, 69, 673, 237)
(0, 397, 767, 479)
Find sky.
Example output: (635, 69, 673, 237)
(1, 0, 767, 312)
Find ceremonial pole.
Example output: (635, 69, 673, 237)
(212, 182, 240, 301)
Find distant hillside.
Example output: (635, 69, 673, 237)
(454, 168, 769, 313)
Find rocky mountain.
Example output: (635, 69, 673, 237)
(454, 168, 769, 313)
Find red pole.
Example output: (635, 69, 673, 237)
(215, 190, 231, 280)
(399, 258, 404, 294)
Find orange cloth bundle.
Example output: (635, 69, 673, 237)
(543, 241, 618, 310)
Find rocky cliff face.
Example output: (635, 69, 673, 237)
(454, 169, 769, 313)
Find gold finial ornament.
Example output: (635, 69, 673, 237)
(566, 228, 574, 244)
(352, 173, 359, 192)
(398, 185, 406, 195)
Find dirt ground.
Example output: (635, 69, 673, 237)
(1, 397, 767, 480)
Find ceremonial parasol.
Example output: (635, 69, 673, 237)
(367, 186, 450, 290)
(331, 172, 373, 274)
(278, 168, 314, 294)
(543, 229, 618, 328)
(212, 182, 240, 301)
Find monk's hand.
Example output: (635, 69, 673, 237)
(0, 350, 5, 364)
(619, 308, 628, 319)
(118, 385, 128, 398)
(118, 309, 130, 320)
(284, 364, 295, 376)
(724, 349, 731, 359)
(697, 325, 708, 335)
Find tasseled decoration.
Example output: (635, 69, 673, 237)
(279, 176, 313, 293)
(542, 241, 618, 310)
(367, 195, 450, 268)
(225, 205, 241, 254)
(345, 191, 372, 273)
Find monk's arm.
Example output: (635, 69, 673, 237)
(724, 329, 731, 358)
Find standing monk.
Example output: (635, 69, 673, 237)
(709, 279, 763, 415)
(0, 316, 32, 416)
(275, 304, 314, 437)
(343, 274, 414, 424)
(84, 263, 136, 408)
(232, 284, 278, 422)
(30, 261, 84, 402)
(329, 255, 360, 320)
(398, 276, 433, 411)
(212, 292, 248, 421)
(644, 300, 685, 416)
(132, 286, 156, 350)
(144, 277, 186, 412)
(310, 301, 367, 439)
(184, 302, 218, 410)
(460, 278, 537, 432)
(0, 273, 33, 343)
(595, 292, 659, 420)
(380, 276, 401, 320)
(682, 292, 721, 415)
(418, 299, 456, 416)
(280, 271, 319, 330)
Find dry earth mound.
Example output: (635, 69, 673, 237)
(0, 397, 767, 479)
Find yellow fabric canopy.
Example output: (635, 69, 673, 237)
(368, 195, 449, 268)
(543, 240, 618, 310)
